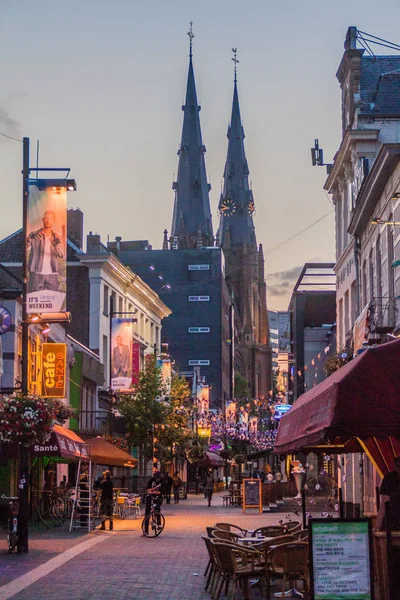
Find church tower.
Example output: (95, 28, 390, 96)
(219, 50, 271, 399)
(170, 23, 213, 250)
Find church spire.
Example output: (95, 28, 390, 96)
(219, 49, 256, 250)
(170, 23, 213, 250)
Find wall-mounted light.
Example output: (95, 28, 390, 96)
(372, 217, 400, 226)
(42, 324, 51, 336)
(66, 179, 77, 191)
(391, 192, 400, 201)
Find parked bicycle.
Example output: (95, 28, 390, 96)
(0, 495, 19, 553)
(141, 494, 165, 537)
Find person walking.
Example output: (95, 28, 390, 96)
(172, 471, 182, 504)
(98, 470, 114, 531)
(164, 473, 173, 504)
(204, 470, 215, 507)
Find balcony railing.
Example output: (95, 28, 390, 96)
(369, 297, 397, 332)
(78, 410, 109, 435)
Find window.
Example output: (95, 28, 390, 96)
(118, 296, 123, 314)
(188, 360, 210, 366)
(188, 327, 210, 333)
(111, 291, 116, 313)
(188, 295, 210, 302)
(103, 285, 109, 316)
(103, 335, 108, 385)
(188, 264, 210, 271)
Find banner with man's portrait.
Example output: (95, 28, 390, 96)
(26, 183, 67, 314)
(111, 318, 133, 390)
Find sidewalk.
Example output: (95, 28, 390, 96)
(0, 492, 305, 600)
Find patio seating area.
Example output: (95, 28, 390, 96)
(202, 519, 309, 599)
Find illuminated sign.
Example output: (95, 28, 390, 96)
(42, 343, 66, 398)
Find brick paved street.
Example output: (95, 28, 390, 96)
(0, 492, 304, 600)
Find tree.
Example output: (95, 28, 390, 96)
(234, 372, 249, 399)
(119, 355, 167, 475)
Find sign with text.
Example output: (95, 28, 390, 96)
(242, 478, 262, 514)
(42, 343, 66, 398)
(27, 183, 67, 314)
(310, 519, 374, 600)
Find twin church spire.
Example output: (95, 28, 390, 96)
(170, 25, 256, 250)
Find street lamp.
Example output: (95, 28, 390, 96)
(19, 137, 76, 553)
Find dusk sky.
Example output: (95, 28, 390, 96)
(1, 1, 399, 309)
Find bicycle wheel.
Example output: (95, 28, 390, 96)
(141, 512, 165, 537)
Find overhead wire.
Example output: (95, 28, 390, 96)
(0, 131, 23, 143)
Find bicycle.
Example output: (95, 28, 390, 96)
(141, 494, 165, 537)
(0, 496, 19, 553)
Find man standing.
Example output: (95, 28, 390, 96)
(98, 470, 114, 531)
(172, 471, 182, 504)
(204, 470, 215, 507)
(27, 210, 63, 293)
(112, 335, 130, 378)
(164, 473, 173, 504)
(376, 456, 400, 531)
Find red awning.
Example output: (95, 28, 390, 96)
(81, 436, 137, 468)
(274, 340, 400, 475)
(203, 451, 225, 468)
(31, 425, 90, 461)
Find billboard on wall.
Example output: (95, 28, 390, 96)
(111, 318, 133, 391)
(26, 183, 67, 314)
(278, 312, 290, 352)
(42, 343, 67, 398)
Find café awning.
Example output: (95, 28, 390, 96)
(31, 425, 90, 461)
(203, 451, 225, 468)
(274, 339, 400, 476)
(82, 436, 137, 468)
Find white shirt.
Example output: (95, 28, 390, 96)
(40, 237, 53, 274)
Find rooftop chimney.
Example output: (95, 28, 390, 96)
(67, 208, 84, 249)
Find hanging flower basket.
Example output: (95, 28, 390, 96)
(0, 394, 77, 445)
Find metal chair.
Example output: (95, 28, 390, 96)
(267, 541, 310, 599)
(214, 522, 250, 537)
(251, 525, 287, 538)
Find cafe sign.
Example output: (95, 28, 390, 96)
(42, 343, 66, 398)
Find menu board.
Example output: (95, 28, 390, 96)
(242, 478, 262, 513)
(310, 519, 374, 600)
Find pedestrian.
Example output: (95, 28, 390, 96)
(164, 473, 173, 504)
(172, 471, 182, 504)
(204, 470, 215, 507)
(376, 456, 400, 531)
(143, 470, 163, 535)
(98, 470, 114, 531)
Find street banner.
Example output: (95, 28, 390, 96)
(225, 401, 236, 424)
(111, 318, 133, 390)
(42, 343, 67, 398)
(26, 183, 67, 314)
(131, 341, 140, 385)
(278, 311, 290, 352)
(197, 384, 209, 415)
(310, 519, 374, 600)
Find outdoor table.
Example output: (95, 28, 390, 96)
(238, 536, 268, 545)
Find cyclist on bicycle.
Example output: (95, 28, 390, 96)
(143, 470, 163, 536)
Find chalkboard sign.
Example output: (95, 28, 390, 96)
(309, 519, 374, 600)
(242, 478, 262, 513)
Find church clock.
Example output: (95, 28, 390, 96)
(219, 198, 236, 217)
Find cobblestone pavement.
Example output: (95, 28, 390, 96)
(0, 492, 304, 600)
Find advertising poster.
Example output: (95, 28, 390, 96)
(278, 311, 290, 352)
(42, 343, 67, 398)
(26, 183, 67, 314)
(111, 318, 133, 391)
(131, 341, 140, 385)
(310, 520, 373, 600)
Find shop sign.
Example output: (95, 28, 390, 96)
(310, 519, 374, 600)
(42, 343, 66, 398)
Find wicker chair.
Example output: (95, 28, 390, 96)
(251, 525, 287, 538)
(267, 541, 309, 599)
(214, 522, 250, 537)
(291, 529, 309, 541)
(252, 533, 295, 563)
(211, 540, 267, 600)
(284, 520, 302, 534)
(211, 529, 241, 543)
(201, 535, 217, 593)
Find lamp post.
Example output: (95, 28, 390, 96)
(18, 137, 76, 553)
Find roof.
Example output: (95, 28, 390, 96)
(359, 56, 400, 115)
(81, 435, 138, 468)
(0, 263, 22, 293)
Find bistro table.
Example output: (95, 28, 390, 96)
(238, 536, 268, 545)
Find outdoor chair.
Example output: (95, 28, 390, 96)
(291, 529, 309, 541)
(251, 534, 295, 564)
(251, 525, 287, 538)
(206, 526, 216, 538)
(211, 529, 241, 543)
(211, 540, 267, 600)
(202, 535, 217, 593)
(267, 541, 309, 599)
(283, 520, 301, 533)
(214, 522, 250, 537)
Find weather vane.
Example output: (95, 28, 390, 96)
(188, 21, 195, 58)
(232, 47, 239, 82)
